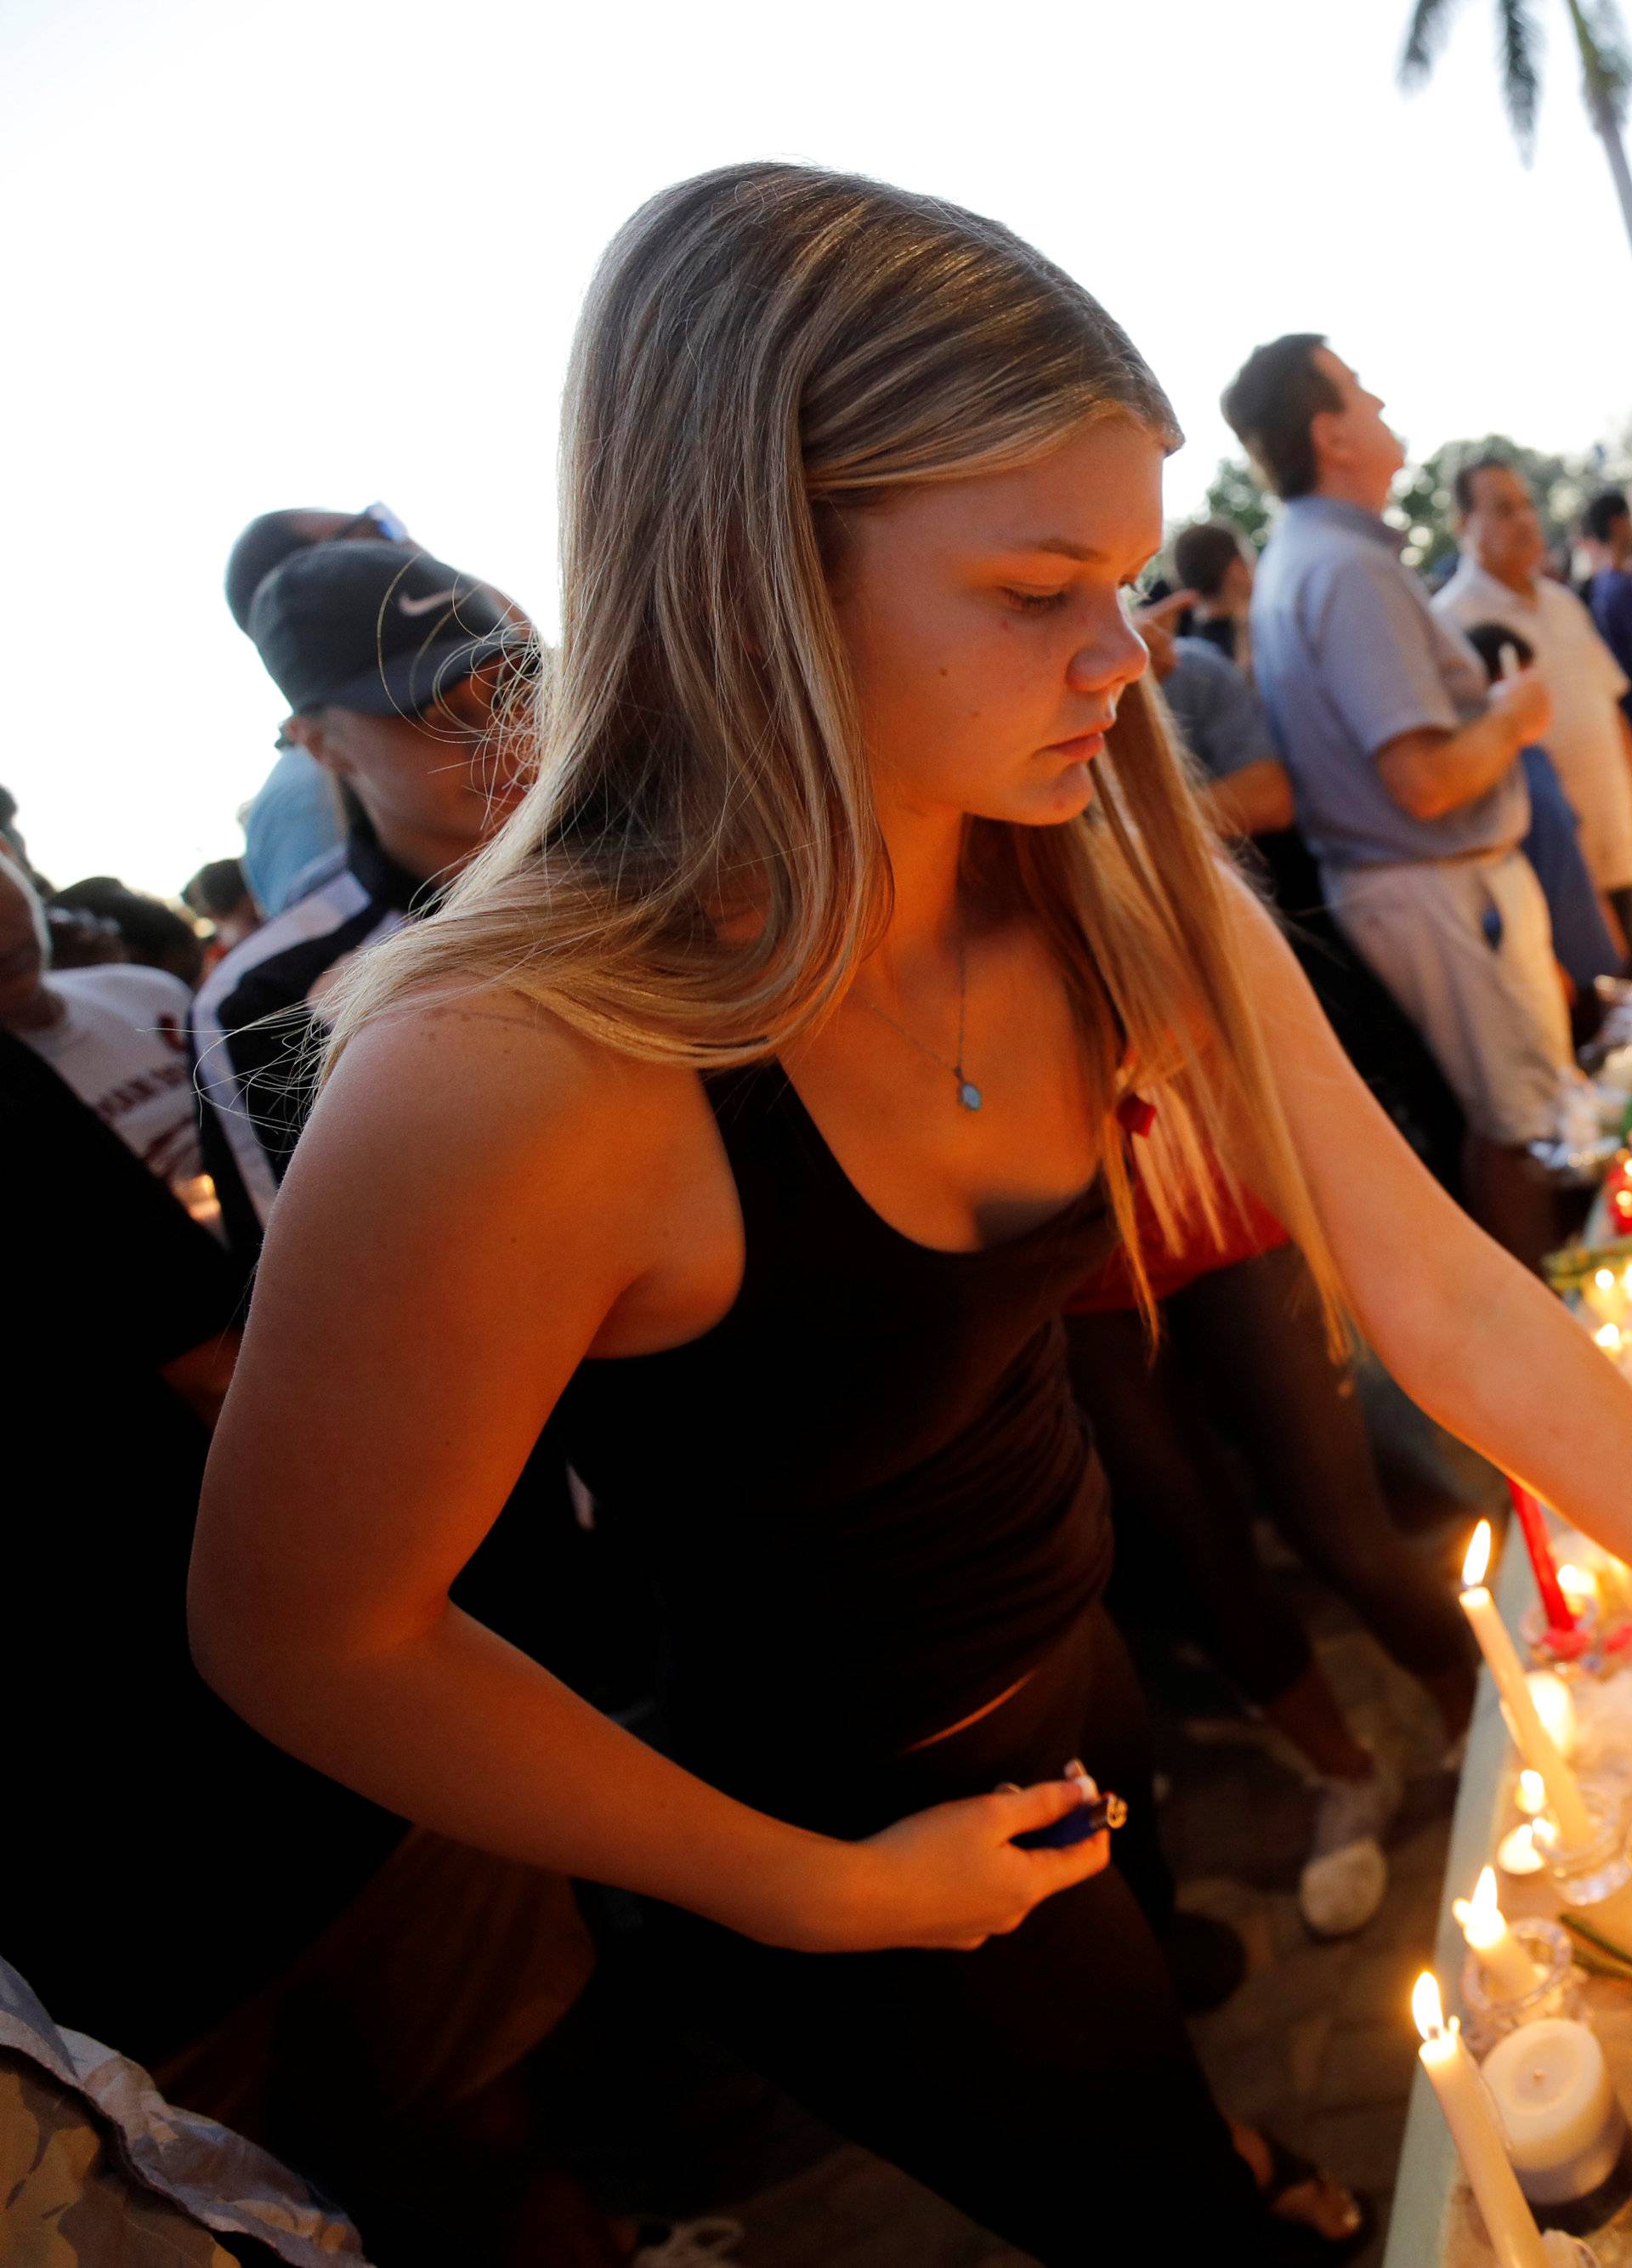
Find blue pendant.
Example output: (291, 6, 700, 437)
(959, 1080, 983, 1110)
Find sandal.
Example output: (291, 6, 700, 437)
(1255, 2132, 1377, 2264)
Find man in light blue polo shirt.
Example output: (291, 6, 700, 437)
(1222, 334, 1565, 1257)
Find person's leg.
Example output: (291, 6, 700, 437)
(1460, 1132, 1564, 1273)
(1065, 1308, 1313, 1721)
(1065, 1308, 1373, 1780)
(1284, 904, 1467, 1197)
(1075, 1284, 1411, 1933)
(1169, 1246, 1476, 1744)
(1323, 856, 1569, 1264)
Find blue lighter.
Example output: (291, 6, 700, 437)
(1012, 1788, 1129, 1851)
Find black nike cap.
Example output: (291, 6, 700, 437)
(247, 541, 514, 718)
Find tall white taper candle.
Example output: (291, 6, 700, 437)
(1414, 1973, 1550, 2268)
(1460, 1524, 1594, 1848)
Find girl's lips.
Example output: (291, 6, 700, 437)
(1047, 730, 1106, 759)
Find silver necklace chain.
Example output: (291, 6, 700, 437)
(857, 933, 983, 1111)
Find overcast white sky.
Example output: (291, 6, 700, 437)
(4, 0, 1630, 897)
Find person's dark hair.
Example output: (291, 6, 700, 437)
(182, 857, 252, 922)
(1170, 521, 1246, 599)
(1220, 333, 1340, 501)
(1584, 490, 1630, 545)
(50, 877, 206, 989)
(0, 784, 16, 831)
(1461, 620, 1536, 686)
(1453, 455, 1518, 516)
(224, 510, 348, 632)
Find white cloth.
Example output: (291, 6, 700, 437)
(0, 1955, 371, 2265)
(1323, 847, 1572, 1146)
(1435, 559, 1632, 889)
(20, 964, 201, 1189)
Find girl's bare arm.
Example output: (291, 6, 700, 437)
(189, 1000, 1104, 1953)
(1221, 885, 1632, 1561)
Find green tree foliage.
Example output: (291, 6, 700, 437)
(1388, 435, 1595, 576)
(1182, 434, 1629, 584)
(1199, 456, 1274, 551)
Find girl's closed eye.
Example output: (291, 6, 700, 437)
(1002, 588, 1069, 615)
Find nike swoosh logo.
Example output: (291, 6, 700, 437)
(398, 588, 459, 617)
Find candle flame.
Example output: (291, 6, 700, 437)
(1413, 1970, 1445, 2041)
(1451, 1866, 1506, 1948)
(1595, 1324, 1624, 1353)
(1597, 1267, 1616, 1290)
(1518, 1769, 1545, 1814)
(1462, 1521, 1492, 1589)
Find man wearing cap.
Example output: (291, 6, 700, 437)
(193, 540, 530, 1264)
(224, 504, 416, 916)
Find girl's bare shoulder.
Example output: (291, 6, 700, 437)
(300, 981, 708, 1210)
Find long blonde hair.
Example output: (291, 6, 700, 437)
(323, 162, 1341, 1332)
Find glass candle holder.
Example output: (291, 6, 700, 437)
(1523, 1602, 1598, 1669)
(1543, 1792, 1632, 1922)
(1463, 1920, 1582, 2056)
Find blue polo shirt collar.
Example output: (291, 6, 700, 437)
(1285, 494, 1405, 557)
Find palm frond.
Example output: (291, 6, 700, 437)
(1400, 0, 1465, 85)
(1574, 0, 1632, 128)
(1496, 0, 1545, 154)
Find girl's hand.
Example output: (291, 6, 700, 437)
(807, 1778, 1113, 1953)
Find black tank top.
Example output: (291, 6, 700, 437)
(553, 1061, 1119, 1772)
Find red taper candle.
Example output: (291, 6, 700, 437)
(1507, 1479, 1578, 1636)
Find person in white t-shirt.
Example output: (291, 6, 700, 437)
(0, 849, 203, 1198)
(1435, 456, 1632, 939)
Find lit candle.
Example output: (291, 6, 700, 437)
(1559, 1567, 1601, 1622)
(1482, 2018, 1629, 2210)
(1509, 1483, 1579, 1636)
(1414, 1973, 1550, 2268)
(1455, 1866, 1539, 1999)
(1500, 1823, 1546, 1879)
(1461, 1524, 1594, 1848)
(1523, 1674, 1579, 1762)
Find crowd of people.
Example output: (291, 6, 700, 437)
(11, 164, 1632, 2268)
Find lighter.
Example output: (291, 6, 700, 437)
(1009, 1765, 1130, 1851)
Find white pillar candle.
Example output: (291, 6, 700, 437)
(1414, 1974, 1550, 2268)
(1482, 2018, 1629, 2208)
(1455, 1867, 1539, 1999)
(1461, 1525, 1594, 1848)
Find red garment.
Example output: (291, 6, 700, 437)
(1065, 1176, 1289, 1313)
